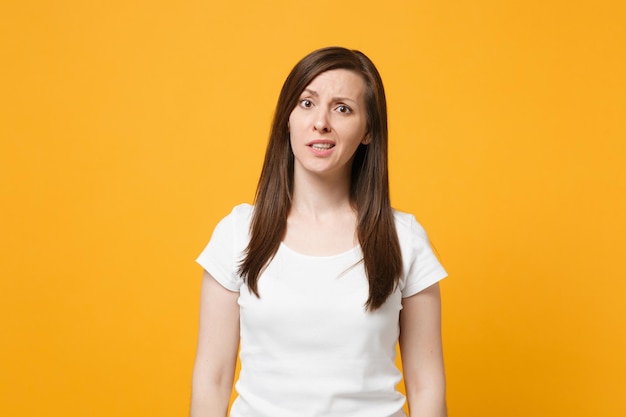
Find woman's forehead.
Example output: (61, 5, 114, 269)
(303, 69, 366, 100)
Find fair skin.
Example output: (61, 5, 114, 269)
(190, 271, 239, 416)
(400, 283, 447, 416)
(190, 69, 446, 416)
(285, 69, 369, 255)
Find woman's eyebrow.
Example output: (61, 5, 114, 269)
(333, 96, 357, 104)
(301, 88, 357, 104)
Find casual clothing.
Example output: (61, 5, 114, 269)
(197, 203, 447, 417)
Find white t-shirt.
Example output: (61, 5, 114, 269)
(197, 204, 447, 417)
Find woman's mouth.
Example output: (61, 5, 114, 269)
(309, 143, 334, 150)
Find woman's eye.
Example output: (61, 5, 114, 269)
(300, 99, 313, 108)
(336, 105, 351, 114)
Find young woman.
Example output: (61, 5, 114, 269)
(191, 46, 447, 417)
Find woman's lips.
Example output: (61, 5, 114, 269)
(306, 140, 335, 155)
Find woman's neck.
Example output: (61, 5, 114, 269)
(290, 169, 353, 218)
(285, 169, 359, 256)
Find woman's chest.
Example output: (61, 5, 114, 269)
(238, 246, 402, 355)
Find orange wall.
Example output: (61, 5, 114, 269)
(1, 1, 625, 415)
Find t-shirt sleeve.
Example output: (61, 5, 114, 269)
(401, 215, 448, 298)
(196, 206, 249, 292)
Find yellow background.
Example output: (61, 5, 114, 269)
(1, 0, 625, 415)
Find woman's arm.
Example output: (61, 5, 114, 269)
(399, 282, 447, 417)
(190, 271, 240, 417)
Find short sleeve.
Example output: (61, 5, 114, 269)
(395, 212, 448, 298)
(196, 204, 252, 292)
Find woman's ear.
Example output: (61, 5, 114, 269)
(361, 133, 371, 145)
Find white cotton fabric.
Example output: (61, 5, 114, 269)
(196, 204, 447, 417)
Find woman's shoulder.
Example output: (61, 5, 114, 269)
(229, 202, 254, 219)
(211, 203, 253, 237)
(392, 208, 428, 241)
(392, 208, 447, 294)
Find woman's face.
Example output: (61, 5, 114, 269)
(288, 69, 369, 181)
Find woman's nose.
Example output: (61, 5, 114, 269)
(314, 111, 331, 133)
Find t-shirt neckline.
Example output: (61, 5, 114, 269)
(279, 241, 361, 260)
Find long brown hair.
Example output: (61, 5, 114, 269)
(238, 46, 402, 310)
